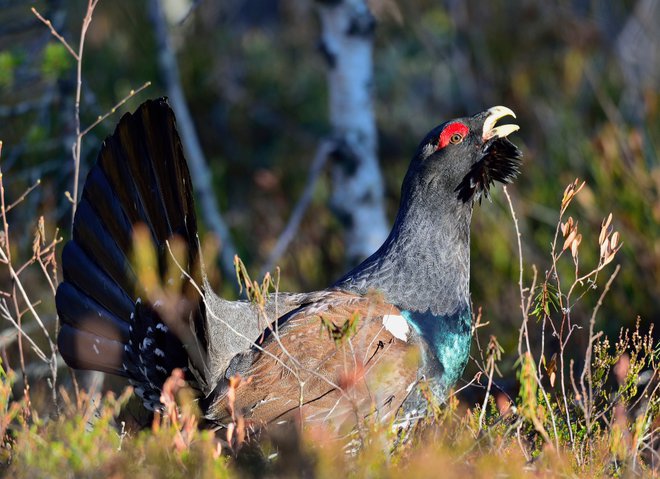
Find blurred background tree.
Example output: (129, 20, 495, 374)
(0, 0, 658, 391)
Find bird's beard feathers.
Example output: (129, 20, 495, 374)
(455, 137, 523, 203)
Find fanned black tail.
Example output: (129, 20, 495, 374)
(56, 98, 207, 407)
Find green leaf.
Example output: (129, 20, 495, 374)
(0, 51, 16, 89)
(41, 43, 73, 80)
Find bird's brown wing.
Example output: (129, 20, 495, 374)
(208, 290, 422, 432)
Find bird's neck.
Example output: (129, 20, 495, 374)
(336, 186, 473, 317)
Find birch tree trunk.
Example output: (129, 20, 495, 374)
(316, 0, 389, 266)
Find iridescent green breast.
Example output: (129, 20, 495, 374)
(401, 307, 472, 395)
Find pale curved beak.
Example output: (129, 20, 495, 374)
(482, 106, 519, 140)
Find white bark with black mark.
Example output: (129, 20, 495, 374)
(317, 0, 388, 266)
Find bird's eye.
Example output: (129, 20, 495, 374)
(450, 133, 464, 144)
(436, 122, 469, 150)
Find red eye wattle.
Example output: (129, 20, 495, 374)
(437, 122, 469, 150)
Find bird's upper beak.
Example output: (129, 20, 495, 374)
(481, 106, 519, 141)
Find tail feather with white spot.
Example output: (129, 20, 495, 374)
(56, 98, 207, 408)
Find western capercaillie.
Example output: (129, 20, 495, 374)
(57, 98, 521, 431)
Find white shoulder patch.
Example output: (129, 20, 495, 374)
(382, 314, 410, 342)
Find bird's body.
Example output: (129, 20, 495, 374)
(56, 99, 521, 432)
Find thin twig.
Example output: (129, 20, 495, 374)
(0, 143, 10, 262)
(503, 187, 531, 358)
(450, 371, 484, 398)
(37, 252, 58, 297)
(149, 0, 237, 280)
(477, 352, 496, 433)
(262, 140, 334, 274)
(558, 340, 576, 450)
(0, 299, 48, 362)
(31, 7, 79, 59)
(71, 0, 100, 227)
(4, 179, 41, 215)
(503, 186, 559, 449)
(0, 316, 54, 349)
(580, 263, 621, 431)
(0, 155, 59, 403)
(80, 81, 152, 137)
(1, 250, 55, 352)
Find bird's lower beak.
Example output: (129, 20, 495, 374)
(482, 106, 519, 141)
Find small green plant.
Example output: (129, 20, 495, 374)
(41, 43, 73, 80)
(459, 180, 657, 476)
(0, 51, 18, 89)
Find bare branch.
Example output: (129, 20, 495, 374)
(148, 0, 237, 281)
(4, 179, 41, 215)
(262, 140, 334, 274)
(71, 0, 100, 228)
(0, 315, 54, 349)
(503, 186, 559, 449)
(580, 264, 621, 430)
(80, 81, 152, 137)
(503, 187, 531, 358)
(0, 299, 48, 363)
(31, 7, 79, 60)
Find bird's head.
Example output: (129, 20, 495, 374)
(405, 106, 522, 205)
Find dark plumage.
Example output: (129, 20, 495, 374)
(56, 99, 521, 430)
